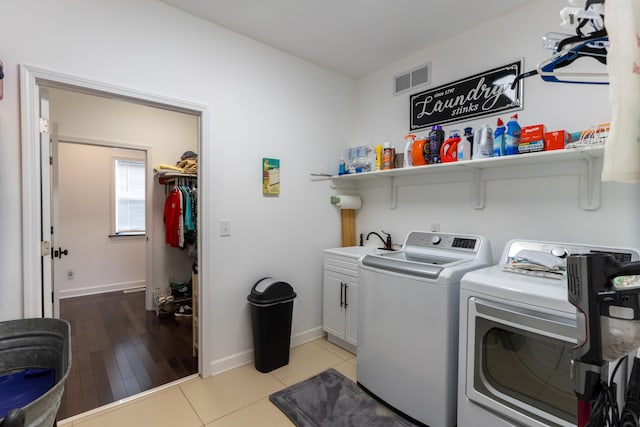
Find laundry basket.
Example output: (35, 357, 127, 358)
(0, 318, 71, 427)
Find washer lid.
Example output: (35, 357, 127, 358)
(361, 252, 451, 279)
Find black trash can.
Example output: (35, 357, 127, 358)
(247, 278, 296, 373)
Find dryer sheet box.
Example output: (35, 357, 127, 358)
(519, 124, 545, 153)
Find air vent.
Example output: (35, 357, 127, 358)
(393, 62, 431, 96)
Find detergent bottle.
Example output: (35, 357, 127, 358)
(473, 124, 493, 159)
(440, 130, 460, 163)
(505, 114, 521, 155)
(403, 134, 415, 167)
(412, 134, 429, 166)
(428, 125, 445, 164)
(493, 118, 506, 157)
(382, 142, 394, 170)
(458, 127, 473, 161)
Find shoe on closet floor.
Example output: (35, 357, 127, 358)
(158, 303, 177, 318)
(175, 305, 192, 317)
(170, 281, 191, 298)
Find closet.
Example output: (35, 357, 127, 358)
(156, 172, 199, 356)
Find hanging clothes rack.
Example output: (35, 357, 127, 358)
(511, 0, 608, 88)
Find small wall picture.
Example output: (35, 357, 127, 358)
(262, 158, 280, 196)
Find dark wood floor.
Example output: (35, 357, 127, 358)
(57, 290, 197, 420)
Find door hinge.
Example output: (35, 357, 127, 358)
(51, 291, 54, 304)
(39, 117, 49, 134)
(41, 241, 50, 256)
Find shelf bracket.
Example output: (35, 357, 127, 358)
(389, 176, 398, 209)
(471, 169, 485, 210)
(579, 155, 601, 211)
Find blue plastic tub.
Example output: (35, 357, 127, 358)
(0, 319, 71, 427)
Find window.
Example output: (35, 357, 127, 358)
(114, 159, 145, 234)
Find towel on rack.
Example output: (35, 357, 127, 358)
(602, 0, 640, 183)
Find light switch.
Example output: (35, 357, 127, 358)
(220, 220, 231, 236)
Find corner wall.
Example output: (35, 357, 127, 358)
(0, 0, 354, 374)
(56, 142, 147, 298)
(351, 0, 640, 259)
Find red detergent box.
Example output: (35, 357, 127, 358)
(544, 130, 569, 151)
(519, 124, 546, 153)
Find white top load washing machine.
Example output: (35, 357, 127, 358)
(458, 239, 640, 427)
(357, 231, 492, 426)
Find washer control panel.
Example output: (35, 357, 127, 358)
(404, 232, 480, 252)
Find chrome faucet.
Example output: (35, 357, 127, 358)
(366, 231, 393, 251)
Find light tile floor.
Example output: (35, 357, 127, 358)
(59, 337, 356, 427)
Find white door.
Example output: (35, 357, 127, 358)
(322, 269, 346, 340)
(345, 279, 358, 345)
(39, 88, 54, 318)
(50, 125, 61, 317)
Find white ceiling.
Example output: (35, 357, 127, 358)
(160, 0, 535, 78)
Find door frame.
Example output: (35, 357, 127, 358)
(20, 65, 212, 377)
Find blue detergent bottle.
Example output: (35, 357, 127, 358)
(493, 118, 506, 157)
(505, 114, 521, 155)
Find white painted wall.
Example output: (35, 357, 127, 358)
(49, 88, 198, 300)
(5, 0, 632, 380)
(351, 0, 640, 260)
(0, 0, 353, 374)
(55, 143, 147, 298)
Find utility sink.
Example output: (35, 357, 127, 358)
(324, 245, 386, 259)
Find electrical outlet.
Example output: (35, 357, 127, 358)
(67, 269, 75, 280)
(220, 220, 231, 236)
(431, 223, 440, 232)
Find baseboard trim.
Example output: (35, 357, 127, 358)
(208, 326, 326, 376)
(59, 281, 146, 299)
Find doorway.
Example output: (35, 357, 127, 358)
(19, 66, 213, 416)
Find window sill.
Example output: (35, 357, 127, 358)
(109, 233, 146, 239)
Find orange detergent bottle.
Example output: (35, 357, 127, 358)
(440, 131, 461, 163)
(412, 135, 429, 166)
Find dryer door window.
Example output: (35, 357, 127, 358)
(467, 298, 577, 427)
(476, 319, 576, 423)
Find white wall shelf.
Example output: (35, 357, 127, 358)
(330, 146, 604, 211)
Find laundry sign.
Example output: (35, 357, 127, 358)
(410, 60, 523, 131)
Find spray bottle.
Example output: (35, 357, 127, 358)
(458, 127, 473, 161)
(505, 114, 521, 155)
(493, 118, 506, 157)
(403, 134, 416, 167)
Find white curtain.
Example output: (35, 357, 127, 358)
(602, 0, 640, 182)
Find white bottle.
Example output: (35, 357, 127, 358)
(403, 134, 415, 167)
(473, 124, 493, 159)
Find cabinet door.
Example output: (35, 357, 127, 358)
(345, 279, 358, 346)
(323, 269, 346, 340)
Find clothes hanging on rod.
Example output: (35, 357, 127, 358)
(163, 176, 198, 249)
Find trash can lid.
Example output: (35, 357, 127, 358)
(247, 277, 296, 305)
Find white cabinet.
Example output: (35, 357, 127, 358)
(323, 246, 374, 353)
